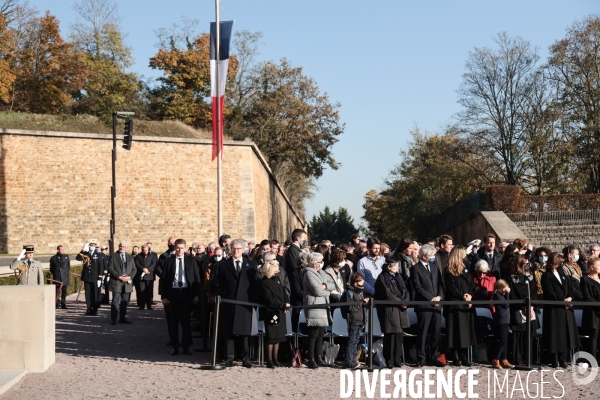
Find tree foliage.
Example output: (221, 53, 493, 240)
(308, 206, 357, 243)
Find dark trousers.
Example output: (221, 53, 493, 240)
(136, 280, 154, 308)
(84, 281, 99, 313)
(291, 307, 301, 333)
(416, 310, 441, 362)
(383, 332, 404, 366)
(587, 329, 599, 361)
(307, 326, 326, 360)
(510, 330, 533, 365)
(494, 323, 510, 360)
(111, 291, 131, 322)
(167, 288, 192, 350)
(226, 336, 249, 362)
(55, 284, 67, 306)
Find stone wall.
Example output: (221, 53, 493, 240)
(0, 129, 305, 254)
(443, 211, 527, 245)
(517, 224, 600, 252)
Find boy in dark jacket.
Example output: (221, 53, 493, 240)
(492, 279, 514, 369)
(342, 272, 369, 369)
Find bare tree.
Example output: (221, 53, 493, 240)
(71, 0, 121, 58)
(458, 32, 540, 186)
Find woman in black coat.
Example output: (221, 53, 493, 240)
(374, 256, 410, 368)
(507, 255, 539, 366)
(443, 246, 477, 367)
(540, 252, 580, 368)
(581, 257, 600, 362)
(259, 260, 290, 368)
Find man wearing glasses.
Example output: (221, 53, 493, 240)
(357, 237, 385, 296)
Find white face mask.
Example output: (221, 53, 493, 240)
(262, 250, 268, 257)
(339, 261, 346, 267)
(214, 255, 223, 262)
(89, 246, 95, 253)
(318, 262, 324, 270)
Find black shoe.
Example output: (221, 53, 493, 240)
(386, 364, 394, 369)
(266, 361, 275, 369)
(306, 359, 319, 369)
(110, 321, 117, 325)
(182, 348, 193, 355)
(242, 360, 252, 368)
(315, 356, 328, 367)
(459, 354, 472, 367)
(61, 304, 68, 309)
(147, 307, 153, 310)
(85, 311, 92, 316)
(224, 360, 233, 367)
(171, 349, 179, 356)
(559, 361, 568, 369)
(119, 319, 132, 324)
(273, 360, 282, 368)
(416, 361, 425, 368)
(138, 307, 144, 310)
(394, 363, 403, 368)
(431, 359, 446, 368)
(550, 362, 558, 368)
(90, 312, 98, 316)
(453, 359, 462, 367)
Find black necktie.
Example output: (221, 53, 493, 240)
(121, 253, 126, 275)
(178, 258, 183, 287)
(236, 260, 241, 275)
(27, 260, 31, 267)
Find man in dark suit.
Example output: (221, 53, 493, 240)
(217, 238, 257, 368)
(108, 240, 137, 325)
(50, 245, 71, 309)
(473, 233, 503, 280)
(76, 239, 107, 316)
(160, 238, 201, 355)
(284, 229, 307, 275)
(135, 244, 157, 310)
(409, 244, 445, 367)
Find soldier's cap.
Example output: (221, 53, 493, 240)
(88, 239, 98, 245)
(23, 244, 34, 253)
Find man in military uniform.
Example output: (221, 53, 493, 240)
(50, 245, 71, 308)
(10, 245, 45, 285)
(76, 239, 107, 316)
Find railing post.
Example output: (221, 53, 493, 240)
(367, 298, 374, 372)
(200, 295, 225, 370)
(515, 296, 539, 371)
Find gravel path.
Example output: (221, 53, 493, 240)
(2, 287, 600, 399)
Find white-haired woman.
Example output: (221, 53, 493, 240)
(303, 252, 334, 369)
(259, 259, 289, 368)
(472, 259, 497, 313)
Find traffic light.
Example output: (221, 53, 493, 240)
(123, 119, 133, 150)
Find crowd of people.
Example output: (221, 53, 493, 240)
(10, 231, 600, 371)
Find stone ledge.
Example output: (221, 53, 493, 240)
(0, 369, 27, 396)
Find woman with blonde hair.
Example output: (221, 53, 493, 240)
(259, 259, 290, 368)
(443, 245, 477, 366)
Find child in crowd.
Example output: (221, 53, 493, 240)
(342, 272, 369, 369)
(492, 279, 514, 369)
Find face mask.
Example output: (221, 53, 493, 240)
(573, 255, 580, 262)
(355, 284, 364, 292)
(339, 261, 346, 267)
(168, 244, 175, 252)
(243, 248, 249, 255)
(429, 256, 436, 263)
(300, 239, 307, 249)
(539, 256, 548, 264)
(89, 246, 95, 253)
(214, 255, 223, 262)
(318, 262, 324, 270)
(262, 250, 268, 257)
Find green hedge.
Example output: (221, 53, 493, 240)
(0, 264, 84, 296)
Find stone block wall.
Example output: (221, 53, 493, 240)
(517, 224, 600, 252)
(0, 129, 305, 254)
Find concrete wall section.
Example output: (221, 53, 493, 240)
(0, 286, 55, 372)
(444, 211, 527, 245)
(0, 129, 305, 253)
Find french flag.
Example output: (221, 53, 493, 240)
(210, 20, 234, 161)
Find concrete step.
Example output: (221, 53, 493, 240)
(0, 369, 27, 396)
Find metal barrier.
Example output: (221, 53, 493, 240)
(506, 209, 600, 226)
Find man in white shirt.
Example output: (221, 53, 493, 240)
(357, 238, 385, 296)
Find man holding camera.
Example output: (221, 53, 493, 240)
(108, 240, 137, 325)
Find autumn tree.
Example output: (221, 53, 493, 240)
(8, 11, 86, 114)
(70, 0, 142, 118)
(0, 14, 15, 103)
(547, 15, 600, 192)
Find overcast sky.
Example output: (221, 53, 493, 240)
(28, 0, 599, 226)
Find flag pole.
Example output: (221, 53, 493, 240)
(215, 0, 223, 238)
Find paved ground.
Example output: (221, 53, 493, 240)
(2, 286, 600, 399)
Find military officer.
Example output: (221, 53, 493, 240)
(10, 245, 45, 285)
(76, 239, 107, 316)
(50, 245, 71, 308)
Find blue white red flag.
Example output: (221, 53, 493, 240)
(210, 20, 234, 161)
